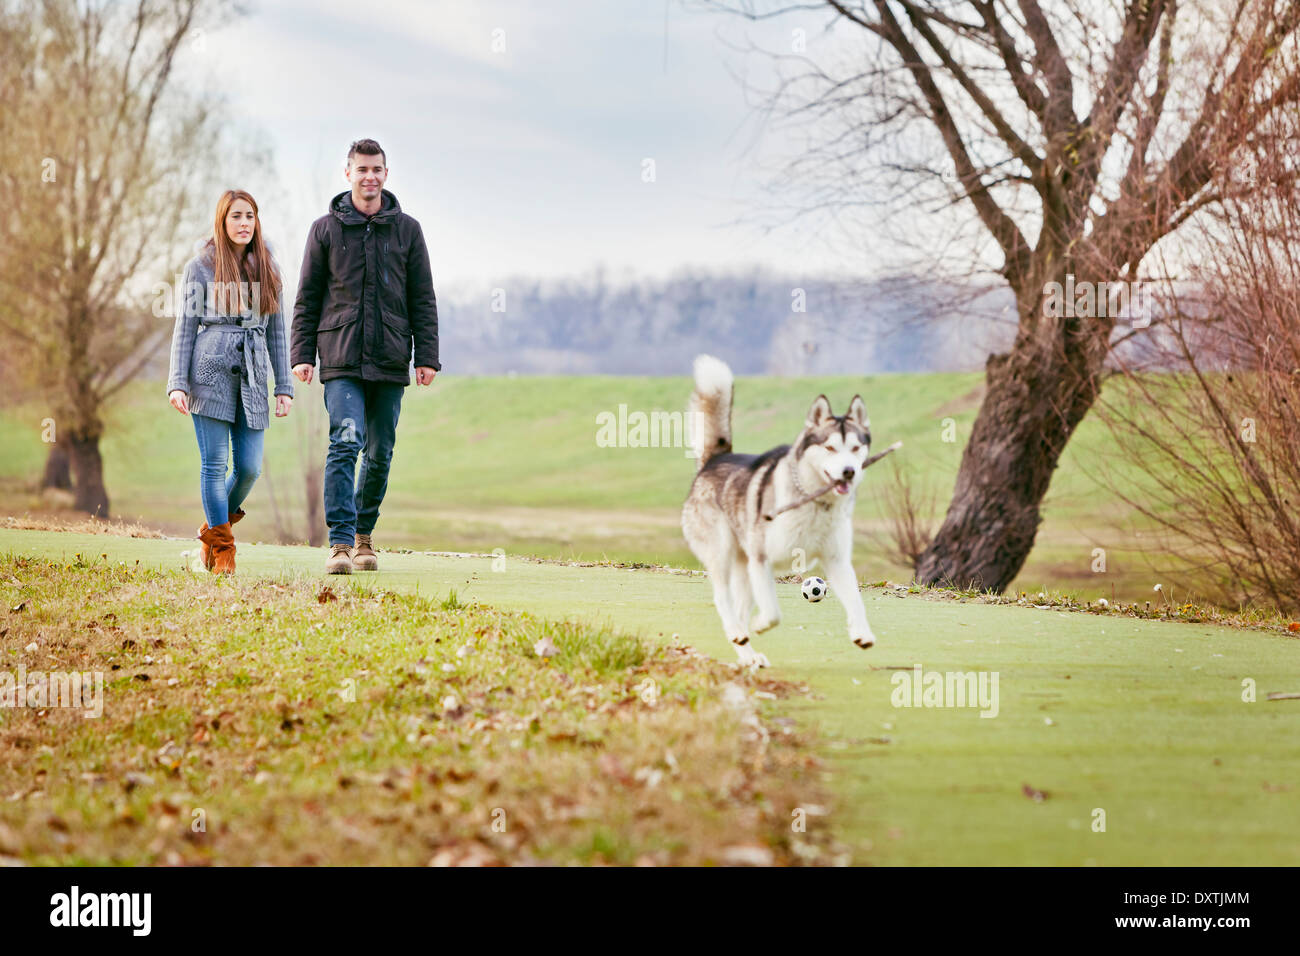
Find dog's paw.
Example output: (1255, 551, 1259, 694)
(734, 643, 770, 669)
(752, 611, 782, 634)
(851, 628, 876, 649)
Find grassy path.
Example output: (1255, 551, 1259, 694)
(3, 528, 1299, 864)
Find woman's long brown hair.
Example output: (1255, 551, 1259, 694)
(208, 189, 282, 316)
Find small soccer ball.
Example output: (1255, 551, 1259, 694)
(801, 576, 827, 602)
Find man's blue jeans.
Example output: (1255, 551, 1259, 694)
(323, 377, 404, 547)
(192, 402, 264, 527)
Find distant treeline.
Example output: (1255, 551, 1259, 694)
(109, 268, 1209, 382)
(436, 271, 1019, 375)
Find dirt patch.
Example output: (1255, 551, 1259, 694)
(1, 513, 164, 538)
(931, 383, 986, 419)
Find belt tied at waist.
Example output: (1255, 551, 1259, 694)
(199, 318, 266, 383)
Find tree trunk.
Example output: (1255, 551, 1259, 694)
(68, 431, 110, 518)
(304, 466, 326, 547)
(914, 282, 1109, 592)
(41, 443, 72, 490)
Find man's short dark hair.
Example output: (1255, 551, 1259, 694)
(348, 138, 386, 167)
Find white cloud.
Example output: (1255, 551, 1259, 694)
(182, 0, 877, 283)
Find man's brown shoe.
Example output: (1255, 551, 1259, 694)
(353, 534, 378, 571)
(199, 522, 236, 575)
(326, 543, 354, 575)
(198, 508, 244, 571)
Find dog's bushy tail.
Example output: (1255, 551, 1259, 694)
(689, 354, 733, 470)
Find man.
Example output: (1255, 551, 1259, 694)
(291, 138, 440, 574)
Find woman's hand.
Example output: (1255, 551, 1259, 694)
(276, 394, 293, 417)
(168, 390, 189, 415)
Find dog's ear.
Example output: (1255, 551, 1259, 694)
(846, 395, 868, 428)
(805, 395, 833, 429)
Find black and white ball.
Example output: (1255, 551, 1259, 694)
(801, 576, 828, 602)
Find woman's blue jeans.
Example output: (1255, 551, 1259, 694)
(192, 402, 264, 527)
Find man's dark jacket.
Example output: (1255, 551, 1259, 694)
(290, 189, 440, 383)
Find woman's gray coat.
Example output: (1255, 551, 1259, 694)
(167, 239, 294, 428)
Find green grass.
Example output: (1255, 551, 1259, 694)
(0, 373, 1190, 604)
(3, 527, 1298, 865)
(0, 546, 835, 866)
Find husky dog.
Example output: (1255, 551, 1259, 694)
(682, 354, 877, 667)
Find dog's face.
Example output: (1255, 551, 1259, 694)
(797, 395, 871, 496)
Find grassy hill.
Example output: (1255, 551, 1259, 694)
(1, 373, 1197, 604)
(2, 528, 1297, 865)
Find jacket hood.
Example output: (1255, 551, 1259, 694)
(330, 189, 400, 225)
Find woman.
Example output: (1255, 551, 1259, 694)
(167, 189, 294, 574)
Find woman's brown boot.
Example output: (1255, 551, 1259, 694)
(197, 522, 212, 570)
(199, 522, 236, 575)
(197, 509, 244, 571)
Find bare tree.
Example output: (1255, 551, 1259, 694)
(708, 0, 1300, 591)
(262, 395, 328, 546)
(1098, 103, 1300, 612)
(872, 460, 937, 572)
(0, 0, 241, 516)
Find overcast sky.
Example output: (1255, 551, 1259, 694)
(197, 0, 878, 289)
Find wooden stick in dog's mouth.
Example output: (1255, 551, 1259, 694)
(763, 440, 902, 521)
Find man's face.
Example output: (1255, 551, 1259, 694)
(347, 153, 387, 201)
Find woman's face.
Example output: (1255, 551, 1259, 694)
(225, 198, 256, 246)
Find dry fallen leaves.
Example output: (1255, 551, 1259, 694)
(719, 844, 774, 866)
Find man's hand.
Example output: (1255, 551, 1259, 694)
(168, 390, 189, 415)
(293, 363, 314, 384)
(276, 394, 293, 417)
(415, 367, 437, 386)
